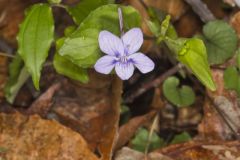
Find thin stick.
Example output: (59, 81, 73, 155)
(125, 64, 183, 103)
(144, 114, 159, 160)
(0, 52, 15, 58)
(184, 0, 216, 22)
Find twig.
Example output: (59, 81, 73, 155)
(125, 64, 183, 103)
(139, 0, 148, 11)
(0, 38, 14, 55)
(0, 52, 15, 58)
(144, 114, 159, 159)
(184, 0, 216, 22)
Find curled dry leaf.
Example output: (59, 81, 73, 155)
(155, 140, 240, 160)
(198, 69, 240, 140)
(0, 112, 98, 160)
(27, 83, 61, 116)
(114, 110, 156, 151)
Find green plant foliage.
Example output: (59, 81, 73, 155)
(53, 38, 89, 83)
(67, 0, 114, 25)
(166, 38, 216, 91)
(48, 0, 61, 4)
(236, 48, 240, 70)
(120, 105, 131, 125)
(17, 3, 54, 90)
(202, 20, 238, 65)
(163, 76, 195, 107)
(59, 4, 141, 68)
(147, 12, 177, 41)
(224, 66, 240, 95)
(4, 55, 30, 103)
(170, 132, 191, 144)
(131, 128, 164, 152)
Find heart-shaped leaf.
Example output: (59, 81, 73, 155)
(59, 4, 141, 68)
(163, 76, 195, 107)
(131, 127, 164, 152)
(170, 132, 191, 144)
(17, 4, 54, 90)
(203, 20, 238, 65)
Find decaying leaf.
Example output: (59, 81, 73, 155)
(0, 112, 98, 160)
(50, 71, 122, 160)
(155, 140, 240, 160)
(198, 69, 240, 140)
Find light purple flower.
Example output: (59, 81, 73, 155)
(94, 28, 155, 80)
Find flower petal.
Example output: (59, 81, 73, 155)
(99, 31, 124, 56)
(122, 28, 143, 55)
(115, 62, 134, 80)
(94, 55, 116, 74)
(129, 53, 155, 73)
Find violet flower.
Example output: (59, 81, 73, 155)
(94, 28, 155, 80)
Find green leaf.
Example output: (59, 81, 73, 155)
(166, 38, 216, 91)
(53, 38, 89, 83)
(64, 26, 76, 37)
(236, 48, 240, 70)
(54, 54, 89, 83)
(67, 0, 114, 25)
(48, 0, 61, 4)
(170, 132, 191, 144)
(120, 105, 131, 125)
(60, 4, 141, 68)
(17, 3, 54, 90)
(163, 76, 195, 107)
(223, 66, 240, 95)
(4, 55, 30, 103)
(203, 20, 238, 65)
(131, 128, 164, 152)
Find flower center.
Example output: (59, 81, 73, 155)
(119, 56, 128, 64)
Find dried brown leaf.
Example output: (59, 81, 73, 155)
(0, 112, 98, 160)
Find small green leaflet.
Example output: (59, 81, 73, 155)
(131, 127, 164, 152)
(163, 76, 195, 107)
(4, 55, 30, 103)
(53, 38, 89, 83)
(67, 0, 114, 25)
(224, 66, 240, 95)
(166, 38, 216, 91)
(170, 132, 191, 144)
(203, 20, 238, 65)
(59, 4, 141, 68)
(48, 0, 61, 4)
(17, 3, 54, 90)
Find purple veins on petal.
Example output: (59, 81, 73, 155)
(99, 31, 124, 56)
(122, 28, 143, 55)
(94, 55, 116, 74)
(115, 61, 134, 80)
(129, 53, 155, 73)
(95, 28, 155, 80)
